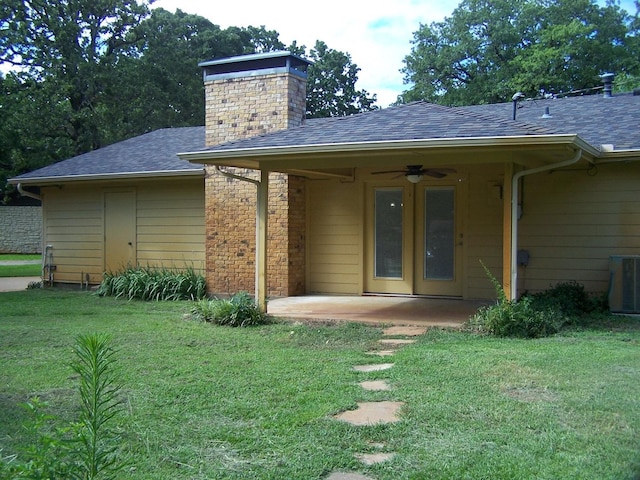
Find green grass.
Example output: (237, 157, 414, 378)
(1, 290, 639, 479)
(0, 254, 41, 277)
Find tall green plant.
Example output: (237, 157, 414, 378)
(71, 334, 124, 480)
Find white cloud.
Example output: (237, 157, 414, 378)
(150, 0, 461, 106)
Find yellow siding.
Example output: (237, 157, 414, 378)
(306, 180, 362, 294)
(41, 178, 205, 286)
(518, 161, 640, 293)
(464, 165, 506, 300)
(136, 180, 205, 270)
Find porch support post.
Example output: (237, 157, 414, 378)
(256, 168, 269, 312)
(502, 162, 514, 299)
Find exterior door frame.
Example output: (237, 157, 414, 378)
(364, 179, 465, 297)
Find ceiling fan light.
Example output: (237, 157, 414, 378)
(406, 174, 423, 183)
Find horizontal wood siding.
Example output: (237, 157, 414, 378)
(41, 179, 205, 286)
(518, 161, 640, 294)
(464, 165, 505, 300)
(306, 180, 362, 294)
(42, 186, 104, 284)
(136, 179, 205, 270)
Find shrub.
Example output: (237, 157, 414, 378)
(96, 265, 206, 301)
(528, 280, 607, 319)
(191, 292, 271, 327)
(469, 262, 565, 338)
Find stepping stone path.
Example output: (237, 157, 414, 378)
(328, 325, 427, 479)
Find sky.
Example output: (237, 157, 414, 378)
(151, 0, 639, 107)
(150, 0, 461, 107)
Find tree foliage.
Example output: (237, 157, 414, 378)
(1, 2, 376, 202)
(400, 0, 640, 106)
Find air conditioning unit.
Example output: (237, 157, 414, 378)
(609, 256, 640, 314)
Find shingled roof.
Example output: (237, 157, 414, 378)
(10, 127, 205, 183)
(199, 101, 559, 152)
(10, 92, 640, 185)
(461, 92, 640, 150)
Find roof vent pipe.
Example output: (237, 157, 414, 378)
(600, 73, 614, 98)
(511, 92, 525, 120)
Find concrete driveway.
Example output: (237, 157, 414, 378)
(0, 276, 41, 292)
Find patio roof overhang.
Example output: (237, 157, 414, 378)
(178, 134, 602, 178)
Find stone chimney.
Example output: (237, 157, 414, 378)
(199, 51, 312, 146)
(198, 52, 311, 298)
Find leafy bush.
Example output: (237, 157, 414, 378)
(96, 265, 206, 301)
(528, 280, 607, 318)
(191, 292, 272, 327)
(469, 262, 565, 338)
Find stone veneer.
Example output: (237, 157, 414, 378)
(203, 69, 307, 297)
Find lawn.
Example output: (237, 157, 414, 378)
(0, 254, 41, 278)
(1, 289, 639, 479)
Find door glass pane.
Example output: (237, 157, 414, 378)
(424, 187, 454, 280)
(375, 188, 403, 278)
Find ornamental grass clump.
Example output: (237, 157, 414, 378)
(96, 265, 206, 301)
(191, 292, 272, 327)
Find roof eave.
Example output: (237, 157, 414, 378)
(179, 134, 600, 165)
(8, 168, 205, 186)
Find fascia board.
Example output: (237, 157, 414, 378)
(8, 168, 205, 186)
(179, 134, 599, 164)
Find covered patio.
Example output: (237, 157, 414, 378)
(267, 295, 490, 327)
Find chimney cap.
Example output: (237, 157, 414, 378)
(199, 51, 313, 81)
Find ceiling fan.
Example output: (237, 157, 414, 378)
(372, 165, 456, 182)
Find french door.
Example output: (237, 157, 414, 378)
(365, 183, 463, 297)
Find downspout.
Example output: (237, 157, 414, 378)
(214, 166, 268, 312)
(17, 183, 42, 201)
(509, 149, 582, 300)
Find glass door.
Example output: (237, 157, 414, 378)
(415, 185, 463, 296)
(365, 185, 413, 294)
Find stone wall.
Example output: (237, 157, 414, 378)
(0, 206, 42, 253)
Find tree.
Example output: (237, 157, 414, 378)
(304, 40, 377, 118)
(0, 0, 150, 152)
(400, 0, 640, 106)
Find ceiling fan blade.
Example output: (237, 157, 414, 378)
(371, 170, 405, 175)
(423, 170, 447, 179)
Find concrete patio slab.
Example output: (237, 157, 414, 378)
(334, 401, 405, 426)
(353, 363, 394, 372)
(268, 295, 486, 327)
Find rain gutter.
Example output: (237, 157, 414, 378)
(509, 149, 583, 300)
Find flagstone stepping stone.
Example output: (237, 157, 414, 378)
(352, 363, 394, 372)
(366, 349, 395, 356)
(326, 472, 374, 480)
(383, 326, 427, 336)
(378, 338, 416, 346)
(334, 401, 405, 426)
(359, 380, 391, 391)
(355, 452, 396, 465)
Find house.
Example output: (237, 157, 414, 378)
(9, 52, 640, 311)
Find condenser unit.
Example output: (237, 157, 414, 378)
(609, 255, 640, 314)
